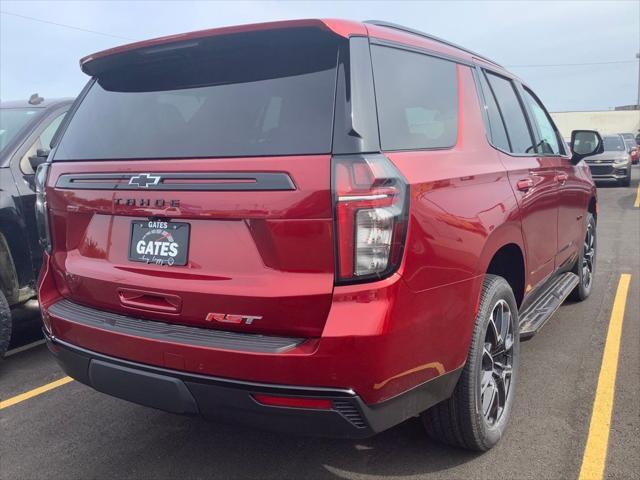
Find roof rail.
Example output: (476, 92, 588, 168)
(363, 20, 503, 68)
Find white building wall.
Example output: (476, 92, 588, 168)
(550, 110, 640, 139)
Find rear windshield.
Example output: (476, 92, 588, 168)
(54, 28, 341, 160)
(603, 136, 625, 151)
(0, 108, 41, 154)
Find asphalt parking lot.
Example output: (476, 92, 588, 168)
(1, 168, 638, 480)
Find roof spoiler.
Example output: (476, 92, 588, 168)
(80, 19, 350, 76)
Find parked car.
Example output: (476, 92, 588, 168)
(581, 134, 632, 186)
(622, 137, 638, 165)
(37, 20, 602, 451)
(620, 132, 636, 146)
(0, 95, 71, 356)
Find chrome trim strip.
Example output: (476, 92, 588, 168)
(55, 172, 296, 191)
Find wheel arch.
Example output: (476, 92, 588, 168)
(476, 223, 527, 308)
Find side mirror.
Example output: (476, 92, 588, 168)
(28, 148, 50, 172)
(570, 130, 604, 164)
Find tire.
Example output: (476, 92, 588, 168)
(570, 213, 596, 301)
(0, 290, 11, 358)
(422, 274, 520, 451)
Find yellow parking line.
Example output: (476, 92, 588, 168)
(0, 376, 73, 410)
(578, 274, 631, 480)
(634, 183, 640, 208)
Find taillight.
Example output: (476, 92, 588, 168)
(333, 154, 408, 283)
(34, 163, 52, 254)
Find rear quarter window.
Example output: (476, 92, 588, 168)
(371, 45, 458, 151)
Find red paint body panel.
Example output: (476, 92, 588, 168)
(499, 153, 560, 287)
(46, 156, 335, 338)
(40, 19, 597, 412)
(42, 258, 472, 404)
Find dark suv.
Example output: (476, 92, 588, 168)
(37, 20, 603, 450)
(0, 96, 71, 356)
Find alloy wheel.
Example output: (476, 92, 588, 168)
(480, 299, 515, 426)
(582, 223, 595, 290)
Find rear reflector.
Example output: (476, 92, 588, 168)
(252, 394, 333, 410)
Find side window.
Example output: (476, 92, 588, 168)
(485, 72, 535, 154)
(20, 111, 67, 174)
(40, 113, 66, 149)
(371, 45, 458, 151)
(522, 89, 563, 155)
(476, 71, 510, 151)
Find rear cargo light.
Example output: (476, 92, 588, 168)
(252, 394, 333, 410)
(34, 163, 52, 254)
(332, 154, 408, 283)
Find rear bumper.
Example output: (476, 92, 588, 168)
(46, 332, 461, 438)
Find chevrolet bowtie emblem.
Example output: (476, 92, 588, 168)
(129, 173, 161, 188)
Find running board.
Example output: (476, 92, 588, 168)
(519, 272, 579, 340)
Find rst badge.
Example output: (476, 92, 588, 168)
(205, 312, 262, 325)
(128, 220, 190, 266)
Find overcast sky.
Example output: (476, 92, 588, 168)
(1, 0, 638, 111)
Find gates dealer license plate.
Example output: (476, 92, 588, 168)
(128, 220, 190, 266)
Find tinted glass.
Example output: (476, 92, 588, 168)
(522, 89, 562, 155)
(40, 112, 66, 149)
(20, 111, 67, 174)
(0, 108, 41, 154)
(477, 71, 510, 151)
(54, 28, 341, 160)
(486, 72, 534, 154)
(371, 45, 458, 151)
(603, 136, 625, 151)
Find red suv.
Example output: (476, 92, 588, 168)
(37, 20, 603, 451)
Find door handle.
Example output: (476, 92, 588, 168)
(516, 178, 534, 191)
(556, 173, 568, 185)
